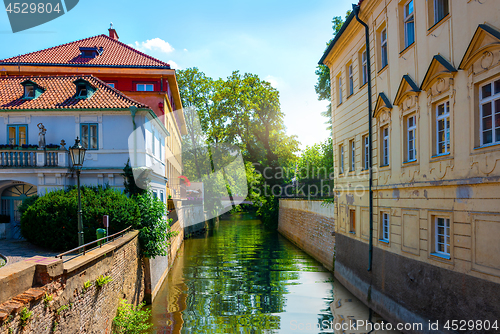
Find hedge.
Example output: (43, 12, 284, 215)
(20, 186, 140, 251)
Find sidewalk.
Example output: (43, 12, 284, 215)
(0, 239, 62, 266)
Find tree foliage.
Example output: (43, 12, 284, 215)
(176, 68, 300, 228)
(113, 299, 152, 334)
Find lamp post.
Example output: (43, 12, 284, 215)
(69, 138, 86, 247)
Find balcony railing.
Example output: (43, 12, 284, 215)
(0, 148, 68, 168)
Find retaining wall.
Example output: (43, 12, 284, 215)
(278, 199, 335, 271)
(0, 231, 145, 334)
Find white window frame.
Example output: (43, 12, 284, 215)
(350, 140, 355, 171)
(348, 64, 354, 96)
(479, 79, 500, 147)
(407, 115, 417, 162)
(381, 212, 390, 242)
(382, 126, 390, 166)
(363, 135, 369, 170)
(338, 75, 343, 104)
(362, 50, 368, 85)
(434, 217, 450, 257)
(136, 83, 154, 92)
(340, 145, 344, 174)
(433, 0, 449, 24)
(381, 28, 388, 68)
(436, 101, 450, 155)
(404, 0, 415, 48)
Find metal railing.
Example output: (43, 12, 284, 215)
(55, 226, 132, 260)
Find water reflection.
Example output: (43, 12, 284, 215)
(149, 214, 396, 334)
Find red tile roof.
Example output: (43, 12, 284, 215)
(0, 34, 170, 69)
(0, 75, 149, 110)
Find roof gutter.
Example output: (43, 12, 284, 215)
(352, 3, 374, 272)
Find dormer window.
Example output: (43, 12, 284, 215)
(79, 46, 103, 59)
(73, 78, 96, 99)
(20, 79, 44, 100)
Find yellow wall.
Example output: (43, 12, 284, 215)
(323, 0, 500, 285)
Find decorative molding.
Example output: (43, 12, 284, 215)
(460, 24, 500, 70)
(394, 75, 420, 108)
(420, 55, 457, 92)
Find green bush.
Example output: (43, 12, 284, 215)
(113, 299, 152, 334)
(20, 186, 140, 251)
(135, 191, 177, 258)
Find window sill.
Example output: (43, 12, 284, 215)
(379, 164, 390, 168)
(348, 231, 356, 235)
(430, 153, 453, 162)
(473, 142, 500, 152)
(378, 64, 388, 75)
(402, 159, 418, 166)
(430, 252, 451, 260)
(427, 14, 450, 34)
(399, 42, 415, 57)
(379, 239, 389, 244)
(359, 82, 368, 89)
(346, 93, 354, 100)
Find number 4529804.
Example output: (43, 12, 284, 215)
(444, 320, 498, 331)
(5, 3, 62, 14)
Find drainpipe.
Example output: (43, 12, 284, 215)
(353, 4, 374, 272)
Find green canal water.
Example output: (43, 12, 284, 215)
(149, 214, 396, 334)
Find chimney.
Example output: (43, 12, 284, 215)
(108, 28, 119, 40)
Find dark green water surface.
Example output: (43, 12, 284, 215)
(149, 214, 387, 334)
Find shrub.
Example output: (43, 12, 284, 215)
(113, 299, 152, 334)
(95, 275, 113, 287)
(20, 186, 140, 251)
(135, 191, 177, 258)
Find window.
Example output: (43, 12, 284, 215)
(381, 212, 390, 242)
(80, 123, 98, 150)
(404, 1, 415, 48)
(433, 0, 449, 25)
(348, 64, 354, 96)
(434, 217, 450, 257)
(380, 28, 388, 68)
(153, 190, 158, 199)
(361, 50, 368, 85)
(152, 129, 156, 155)
(350, 140, 355, 171)
(136, 83, 154, 92)
(24, 85, 35, 99)
(7, 125, 27, 146)
(107, 83, 115, 88)
(339, 145, 344, 174)
(363, 135, 369, 170)
(160, 190, 164, 203)
(338, 74, 343, 105)
(479, 78, 500, 146)
(436, 101, 450, 155)
(349, 209, 356, 233)
(406, 115, 417, 162)
(382, 126, 390, 166)
(77, 84, 88, 98)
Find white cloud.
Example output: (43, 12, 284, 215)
(167, 60, 180, 70)
(183, 48, 188, 52)
(265, 75, 279, 89)
(132, 38, 174, 54)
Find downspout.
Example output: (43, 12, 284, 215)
(353, 4, 374, 272)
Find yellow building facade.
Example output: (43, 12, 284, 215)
(321, 0, 500, 330)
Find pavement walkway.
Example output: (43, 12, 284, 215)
(0, 239, 63, 266)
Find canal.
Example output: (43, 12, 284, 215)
(149, 213, 398, 334)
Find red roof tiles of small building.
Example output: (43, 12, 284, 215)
(0, 75, 149, 110)
(0, 34, 171, 69)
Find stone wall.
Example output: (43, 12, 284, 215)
(278, 199, 335, 271)
(0, 231, 145, 334)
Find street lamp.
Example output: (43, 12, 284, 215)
(69, 137, 86, 247)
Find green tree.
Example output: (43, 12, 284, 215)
(315, 11, 352, 133)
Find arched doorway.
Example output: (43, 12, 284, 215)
(1, 183, 37, 239)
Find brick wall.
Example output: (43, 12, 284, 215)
(0, 231, 145, 334)
(278, 199, 336, 271)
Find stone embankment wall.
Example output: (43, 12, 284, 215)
(0, 231, 145, 334)
(278, 199, 335, 271)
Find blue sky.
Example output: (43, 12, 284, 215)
(0, 0, 352, 150)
